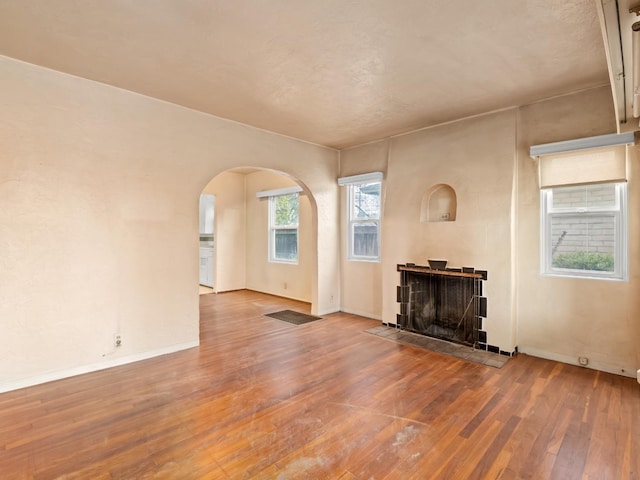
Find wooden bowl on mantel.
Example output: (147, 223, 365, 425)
(427, 259, 447, 270)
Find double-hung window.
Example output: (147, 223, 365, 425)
(339, 172, 383, 262)
(541, 182, 627, 280)
(531, 133, 633, 282)
(269, 192, 299, 263)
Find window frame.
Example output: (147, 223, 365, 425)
(347, 181, 381, 262)
(540, 182, 627, 281)
(268, 192, 299, 264)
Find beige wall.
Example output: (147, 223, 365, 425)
(245, 171, 313, 302)
(0, 56, 339, 392)
(339, 140, 389, 319)
(380, 110, 518, 351)
(202, 172, 246, 292)
(1, 52, 634, 392)
(341, 85, 638, 377)
(516, 87, 640, 376)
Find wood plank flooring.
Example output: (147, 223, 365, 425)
(1, 290, 638, 479)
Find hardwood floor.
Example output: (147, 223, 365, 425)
(1, 290, 638, 479)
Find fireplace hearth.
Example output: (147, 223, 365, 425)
(397, 263, 487, 347)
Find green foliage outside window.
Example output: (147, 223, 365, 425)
(271, 193, 299, 262)
(552, 252, 614, 272)
(274, 194, 298, 227)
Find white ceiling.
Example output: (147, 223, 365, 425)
(0, 0, 610, 149)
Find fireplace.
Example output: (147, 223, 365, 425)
(396, 263, 487, 347)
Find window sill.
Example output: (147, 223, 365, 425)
(269, 259, 299, 265)
(347, 257, 380, 263)
(541, 271, 627, 282)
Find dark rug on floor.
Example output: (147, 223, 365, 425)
(265, 310, 323, 325)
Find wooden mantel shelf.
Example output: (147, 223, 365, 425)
(397, 263, 486, 280)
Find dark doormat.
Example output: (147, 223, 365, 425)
(265, 310, 323, 325)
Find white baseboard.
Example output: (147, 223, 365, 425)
(519, 346, 636, 379)
(244, 288, 311, 304)
(317, 307, 341, 316)
(0, 340, 200, 394)
(339, 307, 382, 321)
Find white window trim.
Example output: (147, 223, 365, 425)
(540, 182, 628, 281)
(268, 193, 299, 264)
(346, 181, 381, 262)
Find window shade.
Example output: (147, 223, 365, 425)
(256, 186, 302, 198)
(538, 145, 627, 188)
(338, 171, 384, 186)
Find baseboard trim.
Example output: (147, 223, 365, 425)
(244, 288, 311, 304)
(519, 346, 636, 379)
(0, 340, 200, 394)
(339, 307, 382, 321)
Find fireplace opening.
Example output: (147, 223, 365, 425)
(397, 263, 487, 347)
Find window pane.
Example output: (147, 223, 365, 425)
(351, 183, 380, 219)
(274, 194, 299, 227)
(550, 214, 616, 272)
(552, 184, 616, 209)
(274, 229, 297, 261)
(353, 222, 378, 257)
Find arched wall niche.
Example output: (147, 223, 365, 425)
(420, 184, 457, 223)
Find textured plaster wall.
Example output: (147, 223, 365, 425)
(339, 140, 389, 319)
(516, 86, 639, 376)
(380, 111, 517, 352)
(0, 56, 339, 391)
(201, 172, 247, 292)
(244, 170, 313, 302)
(341, 85, 637, 376)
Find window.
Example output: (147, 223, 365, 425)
(269, 193, 299, 263)
(541, 182, 627, 280)
(348, 181, 381, 261)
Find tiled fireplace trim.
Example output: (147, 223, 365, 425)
(393, 263, 513, 357)
(392, 263, 517, 357)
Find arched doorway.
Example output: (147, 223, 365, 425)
(198, 167, 318, 309)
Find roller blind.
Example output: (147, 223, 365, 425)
(338, 171, 384, 185)
(538, 145, 627, 188)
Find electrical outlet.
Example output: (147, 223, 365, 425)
(114, 334, 122, 347)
